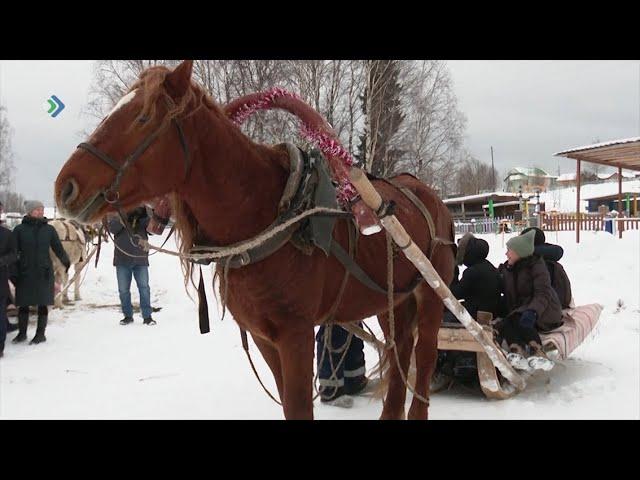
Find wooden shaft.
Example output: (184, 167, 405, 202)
(349, 167, 526, 391)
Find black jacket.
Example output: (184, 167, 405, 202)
(13, 216, 70, 306)
(107, 209, 151, 267)
(450, 237, 501, 319)
(534, 243, 573, 309)
(0, 225, 17, 298)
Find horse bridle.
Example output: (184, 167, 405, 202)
(76, 99, 191, 241)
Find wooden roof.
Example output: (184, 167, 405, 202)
(554, 137, 640, 171)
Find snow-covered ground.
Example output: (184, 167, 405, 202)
(1, 230, 638, 419)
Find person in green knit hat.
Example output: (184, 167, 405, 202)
(497, 229, 563, 371)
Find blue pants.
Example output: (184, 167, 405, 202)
(116, 265, 152, 319)
(316, 324, 365, 393)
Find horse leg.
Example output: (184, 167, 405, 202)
(276, 327, 315, 420)
(407, 245, 454, 420)
(378, 297, 416, 420)
(54, 270, 64, 309)
(407, 284, 442, 420)
(75, 259, 86, 301)
(251, 333, 284, 401)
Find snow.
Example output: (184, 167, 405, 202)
(540, 179, 640, 212)
(444, 192, 517, 204)
(1, 230, 638, 419)
(554, 137, 640, 156)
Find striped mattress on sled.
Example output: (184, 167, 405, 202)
(540, 303, 603, 360)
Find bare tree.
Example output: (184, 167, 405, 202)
(0, 190, 26, 212)
(455, 153, 499, 196)
(394, 61, 466, 196)
(0, 104, 15, 191)
(358, 60, 405, 177)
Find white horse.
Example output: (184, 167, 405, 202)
(49, 219, 90, 309)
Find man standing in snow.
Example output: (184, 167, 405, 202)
(107, 207, 155, 326)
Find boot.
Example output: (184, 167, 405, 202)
(527, 341, 554, 371)
(120, 316, 134, 325)
(7, 321, 19, 333)
(30, 314, 47, 344)
(12, 310, 28, 343)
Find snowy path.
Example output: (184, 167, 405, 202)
(1, 230, 638, 419)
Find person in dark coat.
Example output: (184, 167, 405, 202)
(497, 229, 563, 370)
(438, 233, 502, 380)
(12, 200, 70, 345)
(0, 222, 18, 357)
(450, 232, 502, 320)
(107, 207, 155, 325)
(520, 227, 573, 309)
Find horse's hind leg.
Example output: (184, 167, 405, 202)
(407, 284, 442, 420)
(378, 297, 416, 420)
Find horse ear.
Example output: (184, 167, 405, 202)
(164, 60, 194, 99)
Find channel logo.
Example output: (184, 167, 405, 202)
(45, 95, 65, 118)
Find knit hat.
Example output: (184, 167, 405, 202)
(24, 200, 44, 214)
(506, 229, 536, 258)
(521, 226, 545, 246)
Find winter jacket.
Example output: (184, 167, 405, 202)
(535, 243, 573, 309)
(450, 236, 501, 320)
(0, 225, 17, 298)
(107, 209, 150, 267)
(12, 216, 70, 306)
(498, 255, 563, 332)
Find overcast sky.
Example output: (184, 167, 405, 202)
(1, 60, 638, 206)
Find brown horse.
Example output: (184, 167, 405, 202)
(53, 60, 455, 419)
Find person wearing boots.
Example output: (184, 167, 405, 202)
(497, 229, 563, 371)
(107, 207, 155, 325)
(520, 227, 573, 309)
(316, 324, 368, 407)
(12, 200, 70, 345)
(0, 219, 18, 357)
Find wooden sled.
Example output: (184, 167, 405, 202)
(437, 311, 520, 399)
(435, 304, 604, 400)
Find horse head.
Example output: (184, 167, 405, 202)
(54, 60, 197, 224)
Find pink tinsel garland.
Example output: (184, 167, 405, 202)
(227, 87, 358, 205)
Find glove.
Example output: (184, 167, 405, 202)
(519, 309, 537, 330)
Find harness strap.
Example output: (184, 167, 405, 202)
(197, 266, 210, 334)
(329, 220, 421, 296)
(386, 179, 456, 259)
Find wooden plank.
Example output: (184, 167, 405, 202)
(477, 352, 518, 400)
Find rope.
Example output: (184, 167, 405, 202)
(385, 231, 430, 405)
(139, 206, 345, 261)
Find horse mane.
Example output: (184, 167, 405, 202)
(123, 66, 231, 293)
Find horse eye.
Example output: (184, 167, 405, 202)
(138, 115, 149, 124)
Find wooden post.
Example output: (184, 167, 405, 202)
(461, 202, 466, 221)
(618, 167, 623, 239)
(349, 168, 526, 391)
(576, 159, 581, 243)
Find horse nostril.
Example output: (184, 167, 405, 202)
(61, 179, 79, 206)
